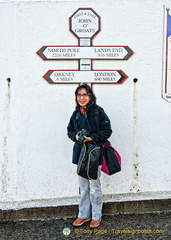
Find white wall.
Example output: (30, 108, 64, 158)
(0, 0, 171, 210)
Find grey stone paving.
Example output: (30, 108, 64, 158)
(0, 212, 170, 240)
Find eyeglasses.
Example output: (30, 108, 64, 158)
(76, 94, 90, 98)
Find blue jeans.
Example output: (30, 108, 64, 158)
(78, 168, 103, 220)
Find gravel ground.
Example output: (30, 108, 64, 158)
(0, 212, 170, 240)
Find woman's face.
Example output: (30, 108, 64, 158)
(77, 88, 91, 108)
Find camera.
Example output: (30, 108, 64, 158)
(77, 129, 89, 143)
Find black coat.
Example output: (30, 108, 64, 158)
(67, 103, 112, 165)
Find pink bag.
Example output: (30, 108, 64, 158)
(101, 141, 121, 175)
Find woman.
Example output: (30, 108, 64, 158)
(67, 84, 112, 228)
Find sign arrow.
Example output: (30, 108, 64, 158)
(43, 70, 128, 84)
(37, 46, 133, 60)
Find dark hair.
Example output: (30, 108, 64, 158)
(75, 84, 96, 107)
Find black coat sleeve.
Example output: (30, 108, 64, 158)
(67, 112, 77, 142)
(90, 108, 112, 143)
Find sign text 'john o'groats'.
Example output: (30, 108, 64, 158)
(69, 8, 100, 45)
(37, 8, 134, 84)
(162, 6, 171, 102)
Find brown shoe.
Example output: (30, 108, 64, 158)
(90, 218, 101, 228)
(73, 217, 91, 227)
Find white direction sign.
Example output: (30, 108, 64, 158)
(44, 70, 127, 84)
(37, 8, 134, 85)
(70, 8, 100, 39)
(37, 46, 133, 60)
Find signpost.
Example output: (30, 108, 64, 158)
(37, 8, 133, 85)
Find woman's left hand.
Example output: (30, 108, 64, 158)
(83, 136, 93, 143)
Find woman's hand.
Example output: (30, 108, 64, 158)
(83, 136, 93, 143)
(75, 134, 92, 142)
(75, 134, 79, 141)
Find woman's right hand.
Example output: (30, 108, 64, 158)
(75, 134, 79, 141)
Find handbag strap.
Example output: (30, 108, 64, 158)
(102, 140, 110, 148)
